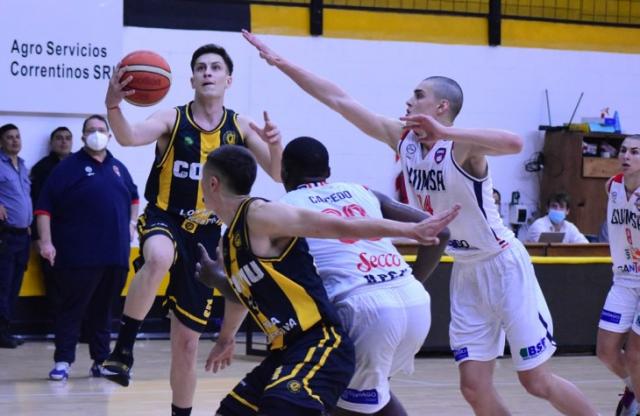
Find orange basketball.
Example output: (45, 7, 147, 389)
(120, 50, 171, 106)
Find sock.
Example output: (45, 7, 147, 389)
(113, 314, 142, 360)
(624, 376, 634, 390)
(171, 404, 192, 416)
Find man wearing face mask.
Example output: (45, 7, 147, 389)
(34, 115, 139, 381)
(525, 191, 589, 243)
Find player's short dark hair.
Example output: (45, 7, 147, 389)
(282, 136, 330, 179)
(205, 145, 256, 195)
(0, 123, 19, 140)
(548, 191, 571, 209)
(424, 76, 464, 120)
(191, 44, 234, 75)
(50, 126, 72, 141)
(82, 115, 110, 133)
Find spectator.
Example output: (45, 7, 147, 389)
(35, 115, 139, 381)
(30, 126, 73, 313)
(525, 191, 589, 243)
(0, 123, 32, 349)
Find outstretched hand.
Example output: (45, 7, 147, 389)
(205, 338, 236, 373)
(105, 63, 136, 108)
(412, 204, 461, 245)
(242, 29, 282, 66)
(400, 114, 449, 144)
(249, 111, 282, 146)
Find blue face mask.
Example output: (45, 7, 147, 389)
(548, 209, 566, 225)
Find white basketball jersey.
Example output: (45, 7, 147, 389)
(398, 133, 515, 262)
(607, 174, 640, 286)
(280, 182, 415, 301)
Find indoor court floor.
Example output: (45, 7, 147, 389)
(0, 338, 624, 415)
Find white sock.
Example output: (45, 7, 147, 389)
(624, 376, 634, 390)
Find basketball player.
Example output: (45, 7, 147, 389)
(102, 44, 283, 416)
(280, 136, 451, 415)
(197, 144, 459, 416)
(597, 135, 640, 416)
(242, 31, 598, 415)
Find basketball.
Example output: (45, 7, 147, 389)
(120, 50, 171, 106)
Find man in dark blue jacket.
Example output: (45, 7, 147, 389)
(35, 115, 139, 381)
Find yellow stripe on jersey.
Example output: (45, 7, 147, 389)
(231, 113, 245, 143)
(259, 261, 322, 331)
(196, 130, 222, 212)
(229, 390, 259, 412)
(156, 109, 181, 168)
(156, 145, 175, 211)
(302, 326, 342, 404)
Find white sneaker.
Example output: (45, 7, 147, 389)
(48, 362, 70, 381)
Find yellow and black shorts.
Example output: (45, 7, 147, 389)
(217, 324, 355, 415)
(136, 205, 221, 333)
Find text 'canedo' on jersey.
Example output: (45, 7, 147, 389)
(144, 102, 245, 221)
(398, 131, 515, 263)
(222, 198, 341, 350)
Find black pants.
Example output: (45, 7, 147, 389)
(52, 266, 126, 364)
(0, 232, 30, 325)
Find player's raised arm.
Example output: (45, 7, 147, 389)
(247, 199, 460, 245)
(242, 30, 403, 149)
(401, 114, 523, 157)
(106, 63, 176, 147)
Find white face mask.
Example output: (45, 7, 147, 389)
(85, 131, 109, 151)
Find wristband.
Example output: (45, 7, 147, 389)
(107, 105, 120, 111)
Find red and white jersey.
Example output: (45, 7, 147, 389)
(398, 133, 514, 262)
(280, 182, 415, 302)
(607, 174, 640, 286)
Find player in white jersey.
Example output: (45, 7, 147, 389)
(242, 31, 598, 415)
(597, 135, 640, 416)
(279, 136, 451, 415)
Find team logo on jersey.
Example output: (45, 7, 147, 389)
(223, 131, 237, 145)
(434, 147, 446, 164)
(112, 165, 121, 177)
(84, 166, 95, 177)
(611, 191, 617, 203)
(287, 380, 302, 393)
(406, 143, 417, 157)
(232, 232, 242, 248)
(184, 136, 194, 146)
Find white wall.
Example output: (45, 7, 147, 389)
(3, 26, 640, 226)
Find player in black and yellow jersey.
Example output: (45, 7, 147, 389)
(196, 145, 459, 416)
(102, 44, 283, 416)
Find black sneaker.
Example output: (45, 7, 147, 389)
(102, 352, 133, 387)
(615, 387, 639, 416)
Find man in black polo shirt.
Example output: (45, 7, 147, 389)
(30, 126, 73, 313)
(35, 115, 139, 381)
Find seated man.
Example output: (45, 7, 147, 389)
(526, 191, 589, 243)
(195, 144, 459, 416)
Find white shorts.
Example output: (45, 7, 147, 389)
(449, 241, 556, 371)
(599, 282, 640, 335)
(334, 278, 430, 413)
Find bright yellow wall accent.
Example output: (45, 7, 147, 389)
(20, 247, 169, 297)
(251, 4, 309, 36)
(503, 19, 640, 54)
(249, 5, 640, 54)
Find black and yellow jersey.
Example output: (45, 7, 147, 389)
(222, 198, 341, 350)
(144, 102, 245, 218)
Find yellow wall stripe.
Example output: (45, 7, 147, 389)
(503, 19, 640, 54)
(250, 5, 640, 54)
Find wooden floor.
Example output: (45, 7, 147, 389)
(0, 339, 626, 415)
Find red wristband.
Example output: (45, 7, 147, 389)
(107, 105, 120, 111)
